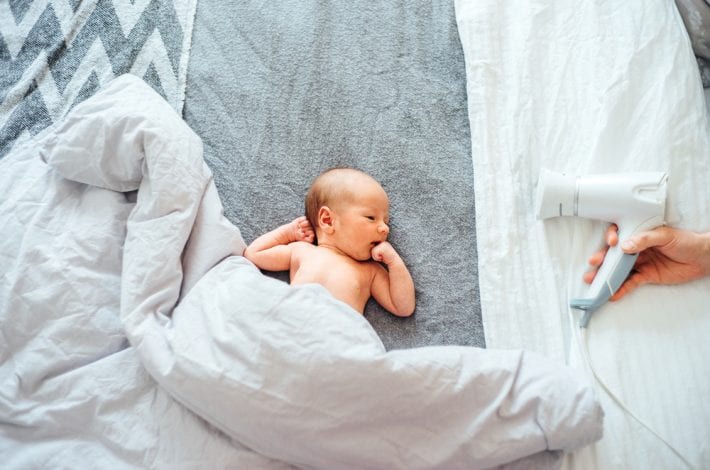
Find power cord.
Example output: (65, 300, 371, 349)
(576, 323, 695, 469)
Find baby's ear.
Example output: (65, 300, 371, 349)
(318, 206, 335, 234)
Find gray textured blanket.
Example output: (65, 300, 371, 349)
(0, 0, 196, 158)
(184, 0, 484, 350)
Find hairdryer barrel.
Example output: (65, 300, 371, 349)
(535, 169, 668, 327)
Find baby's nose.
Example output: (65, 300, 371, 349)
(378, 223, 389, 236)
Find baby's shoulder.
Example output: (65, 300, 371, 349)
(290, 241, 316, 255)
(291, 240, 315, 248)
(363, 259, 387, 278)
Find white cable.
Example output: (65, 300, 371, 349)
(577, 325, 695, 469)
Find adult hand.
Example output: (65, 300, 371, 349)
(584, 225, 710, 300)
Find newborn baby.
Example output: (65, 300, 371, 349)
(244, 168, 415, 316)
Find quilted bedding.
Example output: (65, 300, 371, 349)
(0, 75, 603, 469)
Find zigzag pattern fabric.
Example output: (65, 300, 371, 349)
(0, 0, 197, 158)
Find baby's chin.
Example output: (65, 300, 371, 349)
(348, 248, 373, 262)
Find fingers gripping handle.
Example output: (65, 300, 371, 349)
(570, 243, 639, 328)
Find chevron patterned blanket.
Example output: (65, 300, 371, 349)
(0, 0, 197, 158)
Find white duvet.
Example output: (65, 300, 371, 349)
(0, 75, 602, 469)
(455, 0, 710, 468)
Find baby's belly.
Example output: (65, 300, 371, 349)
(291, 271, 369, 313)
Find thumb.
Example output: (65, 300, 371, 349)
(620, 227, 673, 253)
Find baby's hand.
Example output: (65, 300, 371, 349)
(290, 216, 315, 243)
(371, 241, 399, 265)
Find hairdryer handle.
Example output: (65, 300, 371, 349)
(570, 243, 639, 328)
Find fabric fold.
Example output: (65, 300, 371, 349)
(1, 74, 602, 469)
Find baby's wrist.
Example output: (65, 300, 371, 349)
(280, 222, 299, 243)
(384, 254, 404, 268)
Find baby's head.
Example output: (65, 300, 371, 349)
(305, 168, 390, 260)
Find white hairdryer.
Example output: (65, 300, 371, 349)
(535, 169, 668, 327)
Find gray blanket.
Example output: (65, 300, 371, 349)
(676, 0, 710, 86)
(0, 0, 194, 158)
(184, 0, 484, 350)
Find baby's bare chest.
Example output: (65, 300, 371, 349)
(291, 250, 374, 301)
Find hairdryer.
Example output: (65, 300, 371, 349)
(535, 169, 668, 327)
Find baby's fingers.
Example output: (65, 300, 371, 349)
(297, 229, 314, 242)
(298, 217, 315, 231)
(290, 219, 309, 241)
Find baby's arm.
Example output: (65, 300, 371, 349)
(244, 216, 314, 271)
(370, 242, 415, 317)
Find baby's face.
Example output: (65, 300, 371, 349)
(331, 180, 390, 261)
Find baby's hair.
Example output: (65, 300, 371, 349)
(304, 167, 374, 242)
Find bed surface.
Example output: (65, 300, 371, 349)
(456, 0, 710, 467)
(183, 0, 484, 350)
(2, 0, 709, 468)
(0, 74, 603, 469)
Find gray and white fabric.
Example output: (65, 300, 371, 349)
(0, 0, 196, 157)
(0, 74, 603, 470)
(676, 0, 710, 86)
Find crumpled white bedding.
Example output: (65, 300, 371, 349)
(0, 75, 603, 469)
(455, 0, 710, 468)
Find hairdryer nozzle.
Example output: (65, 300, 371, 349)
(535, 169, 577, 219)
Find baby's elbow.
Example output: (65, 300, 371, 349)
(243, 246, 263, 267)
(393, 302, 415, 318)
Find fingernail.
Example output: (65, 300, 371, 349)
(621, 240, 636, 251)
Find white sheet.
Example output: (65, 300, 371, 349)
(0, 75, 604, 469)
(455, 0, 710, 468)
